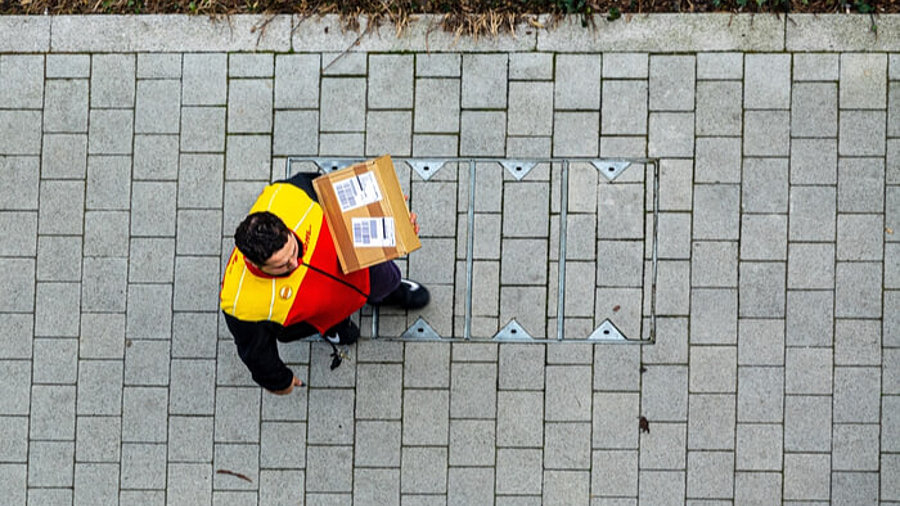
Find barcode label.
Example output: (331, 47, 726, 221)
(352, 218, 396, 247)
(332, 172, 382, 212)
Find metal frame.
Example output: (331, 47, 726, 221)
(285, 157, 660, 345)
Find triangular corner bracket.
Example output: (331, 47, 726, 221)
(590, 160, 632, 181)
(499, 160, 538, 181)
(315, 158, 361, 173)
(588, 319, 628, 341)
(492, 319, 534, 341)
(401, 317, 443, 341)
(406, 159, 447, 181)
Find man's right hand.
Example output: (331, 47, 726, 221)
(271, 376, 303, 395)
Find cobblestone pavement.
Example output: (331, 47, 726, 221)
(1, 13, 899, 505)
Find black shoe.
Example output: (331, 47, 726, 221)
(323, 319, 359, 345)
(378, 279, 430, 310)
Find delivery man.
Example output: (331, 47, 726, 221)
(219, 172, 429, 395)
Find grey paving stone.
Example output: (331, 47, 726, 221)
(687, 393, 736, 451)
(648, 112, 694, 157)
(744, 110, 790, 156)
(229, 53, 273, 77)
(696, 52, 743, 79)
(86, 155, 131, 210)
(544, 365, 591, 422)
(496, 448, 542, 495)
(791, 82, 837, 137)
(689, 287, 737, 345)
(744, 54, 791, 109)
(307, 493, 352, 506)
(47, 54, 91, 78)
(696, 81, 742, 136)
(213, 443, 260, 491)
(228, 79, 273, 134)
(1, 157, 38, 214)
(785, 291, 834, 347)
(76, 360, 123, 416)
(450, 362, 497, 419)
(356, 363, 402, 419)
(81, 257, 127, 312)
(125, 284, 172, 340)
(460, 110, 506, 156)
(121, 387, 168, 444)
(0, 315, 33, 362)
(891, 82, 900, 137)
(884, 454, 900, 501)
(0, 212, 36, 258)
(835, 262, 882, 318)
(734, 472, 782, 506)
(176, 209, 222, 255)
(124, 339, 170, 385)
(36, 235, 82, 282)
(832, 471, 879, 506)
(837, 214, 883, 261)
(784, 394, 831, 452)
(0, 416, 26, 461)
(79, 313, 125, 360)
(90, 54, 135, 108)
(789, 186, 836, 241)
(88, 109, 133, 155)
(400, 447, 447, 494)
(416, 53, 460, 77)
(790, 138, 837, 185)
(319, 77, 365, 133)
(502, 180, 550, 238)
(173, 256, 220, 311)
(599, 136, 645, 158)
(353, 468, 399, 506)
(121, 443, 167, 490)
(888, 290, 900, 347)
(0, 110, 40, 154)
(689, 347, 737, 393)
(183, 53, 227, 106)
(448, 467, 493, 506)
(543, 470, 589, 506)
(28, 441, 74, 487)
(75, 415, 120, 462)
(401, 389, 448, 446)
(838, 158, 885, 213)
(129, 238, 175, 283)
(321, 52, 366, 76)
(355, 420, 399, 468)
(686, 451, 734, 499)
(508, 81, 554, 136)
(170, 359, 216, 415)
(590, 345, 638, 391)
(637, 419, 685, 471)
(840, 110, 886, 156)
(553, 111, 600, 156)
(0, 259, 33, 314)
(77, 467, 121, 506)
(595, 239, 644, 287)
(742, 158, 789, 214)
(596, 184, 643, 240)
(739, 262, 785, 318)
(500, 238, 547, 285)
(168, 416, 214, 463)
(319, 132, 364, 156)
(365, 110, 412, 156)
(166, 463, 212, 506)
(555, 54, 601, 110)
(43, 79, 89, 133)
(134, 79, 180, 134)
(411, 180, 459, 239)
(655, 260, 691, 316)
(498, 344, 545, 390)
(30, 384, 75, 440)
(496, 390, 544, 447)
(649, 55, 695, 111)
(214, 387, 261, 444)
(32, 338, 78, 383)
(641, 365, 688, 421)
(258, 422, 306, 469)
(591, 450, 638, 497)
(740, 215, 787, 261)
(133, 134, 179, 180)
(793, 53, 839, 81)
(834, 319, 881, 367)
(509, 52, 553, 80)
(413, 78, 460, 133)
(884, 395, 900, 452)
(179, 154, 225, 209)
(181, 107, 226, 152)
(737, 366, 783, 422)
(695, 137, 741, 184)
(136, 53, 181, 78)
(495, 497, 542, 506)
(603, 52, 648, 78)
(41, 133, 87, 179)
(38, 180, 84, 235)
(274, 54, 319, 108)
(461, 54, 507, 108)
(840, 53, 887, 109)
(691, 241, 737, 287)
(832, 423, 879, 471)
(735, 423, 782, 471)
(639, 470, 685, 504)
(590, 391, 638, 450)
(601, 80, 648, 135)
(834, 366, 881, 423)
(448, 419, 495, 467)
(691, 184, 740, 241)
(27, 488, 71, 506)
(785, 347, 832, 395)
(784, 453, 830, 501)
(787, 243, 834, 290)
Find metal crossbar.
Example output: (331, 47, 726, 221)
(285, 157, 659, 345)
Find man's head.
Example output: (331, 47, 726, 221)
(234, 212, 300, 276)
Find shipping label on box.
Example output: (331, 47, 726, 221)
(313, 155, 421, 274)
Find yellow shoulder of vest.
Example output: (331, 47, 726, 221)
(219, 183, 326, 323)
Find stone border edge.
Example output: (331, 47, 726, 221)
(1, 14, 899, 53)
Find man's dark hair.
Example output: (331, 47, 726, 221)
(234, 212, 291, 266)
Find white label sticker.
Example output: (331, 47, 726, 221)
(332, 172, 382, 212)
(352, 217, 396, 248)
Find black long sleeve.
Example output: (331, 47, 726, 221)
(223, 312, 294, 392)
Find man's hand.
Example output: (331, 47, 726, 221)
(271, 376, 303, 395)
(404, 194, 420, 235)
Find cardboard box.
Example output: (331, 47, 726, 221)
(313, 155, 421, 274)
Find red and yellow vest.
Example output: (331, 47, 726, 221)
(220, 182, 370, 333)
